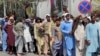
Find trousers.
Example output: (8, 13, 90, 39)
(2, 30, 7, 51)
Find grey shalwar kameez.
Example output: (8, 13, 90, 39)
(14, 22, 24, 53)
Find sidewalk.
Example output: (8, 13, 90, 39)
(0, 51, 44, 56)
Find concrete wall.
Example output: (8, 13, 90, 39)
(36, 0, 91, 18)
(37, 0, 51, 19)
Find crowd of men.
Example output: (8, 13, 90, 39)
(0, 10, 100, 56)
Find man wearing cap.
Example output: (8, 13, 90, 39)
(60, 14, 75, 56)
(42, 14, 53, 55)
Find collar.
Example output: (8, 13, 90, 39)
(65, 19, 73, 23)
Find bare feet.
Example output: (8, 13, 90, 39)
(17, 53, 22, 56)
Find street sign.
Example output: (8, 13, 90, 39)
(78, 0, 92, 14)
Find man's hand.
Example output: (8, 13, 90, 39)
(40, 27, 45, 32)
(69, 31, 74, 35)
(76, 40, 80, 43)
(85, 40, 90, 45)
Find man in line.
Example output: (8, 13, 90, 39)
(60, 14, 75, 56)
(73, 15, 86, 56)
(15, 18, 25, 56)
(1, 16, 8, 52)
(52, 18, 63, 56)
(43, 14, 52, 56)
(86, 13, 99, 56)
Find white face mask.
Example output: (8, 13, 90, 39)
(96, 18, 100, 22)
(79, 20, 82, 24)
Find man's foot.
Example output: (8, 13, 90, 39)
(7, 51, 13, 55)
(17, 53, 22, 56)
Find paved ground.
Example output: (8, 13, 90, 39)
(0, 51, 100, 56)
(0, 51, 45, 56)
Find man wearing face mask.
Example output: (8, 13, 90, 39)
(73, 15, 86, 56)
(96, 17, 100, 23)
(85, 13, 100, 56)
(60, 14, 75, 56)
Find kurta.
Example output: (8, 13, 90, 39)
(5, 24, 15, 46)
(74, 24, 85, 56)
(86, 23, 99, 56)
(51, 21, 56, 35)
(96, 21, 100, 52)
(14, 22, 24, 37)
(34, 23, 44, 41)
(34, 23, 44, 53)
(24, 24, 32, 43)
(60, 20, 75, 56)
(53, 26, 62, 41)
(14, 22, 24, 53)
(49, 21, 56, 45)
(44, 21, 52, 37)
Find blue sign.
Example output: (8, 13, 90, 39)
(78, 1, 92, 14)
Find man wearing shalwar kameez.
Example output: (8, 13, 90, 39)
(34, 18, 44, 56)
(15, 18, 25, 56)
(43, 14, 52, 56)
(1, 17, 8, 52)
(52, 18, 63, 56)
(60, 14, 75, 56)
(50, 14, 57, 54)
(74, 16, 86, 56)
(86, 14, 99, 56)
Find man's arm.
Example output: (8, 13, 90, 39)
(85, 24, 91, 45)
(60, 22, 69, 34)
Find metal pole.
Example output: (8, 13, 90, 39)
(35, 0, 39, 17)
(35, 1, 37, 17)
(3, 0, 6, 16)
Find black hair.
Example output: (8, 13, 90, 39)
(70, 14, 74, 19)
(55, 17, 61, 21)
(35, 17, 42, 23)
(51, 14, 58, 18)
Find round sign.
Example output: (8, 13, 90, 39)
(78, 1, 92, 14)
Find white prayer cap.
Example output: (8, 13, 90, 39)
(46, 14, 50, 17)
(87, 16, 91, 21)
(62, 14, 65, 17)
(62, 13, 69, 17)
(25, 19, 31, 22)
